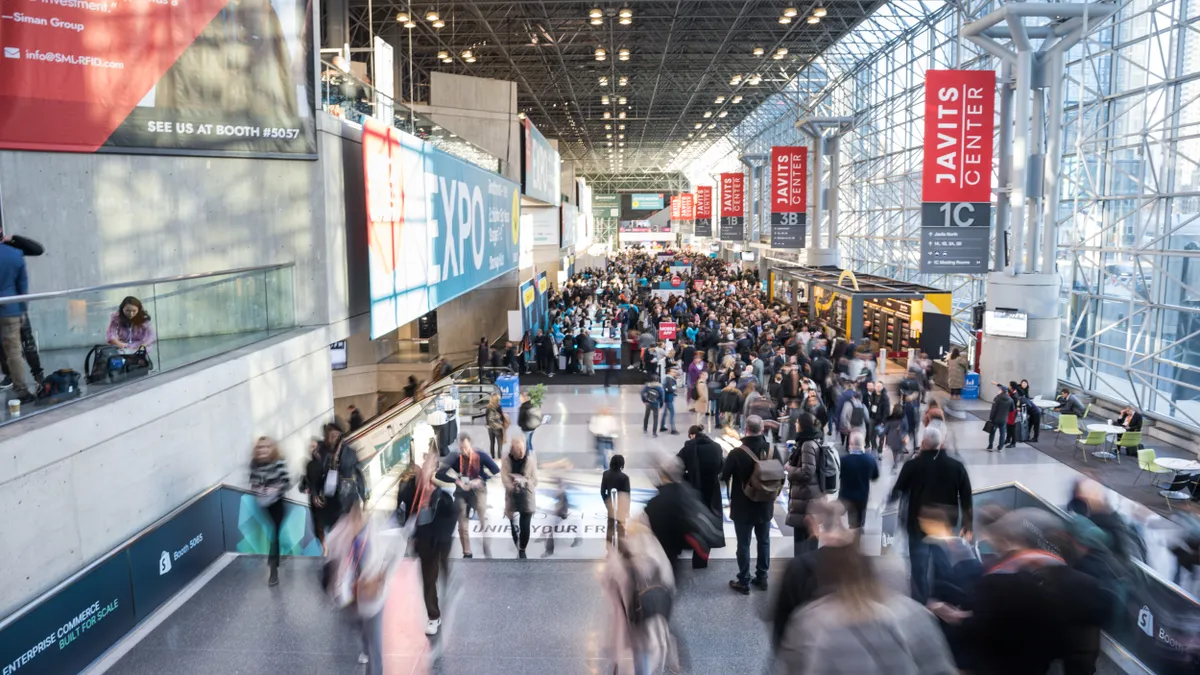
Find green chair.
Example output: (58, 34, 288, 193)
(1083, 403, 1092, 420)
(1134, 448, 1172, 487)
(1114, 431, 1143, 465)
(1075, 430, 1107, 462)
(1055, 414, 1083, 447)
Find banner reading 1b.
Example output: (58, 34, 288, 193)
(719, 172, 746, 241)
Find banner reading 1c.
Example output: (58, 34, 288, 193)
(919, 69, 996, 274)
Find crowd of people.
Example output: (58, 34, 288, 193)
(239, 248, 1163, 675)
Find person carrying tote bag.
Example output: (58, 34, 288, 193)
(502, 437, 538, 558)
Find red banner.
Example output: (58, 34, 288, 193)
(720, 173, 745, 217)
(921, 70, 995, 203)
(770, 147, 808, 213)
(658, 321, 678, 341)
(363, 118, 404, 276)
(695, 186, 713, 218)
(680, 193, 695, 220)
(670, 196, 682, 220)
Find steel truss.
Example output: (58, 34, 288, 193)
(687, 0, 1200, 431)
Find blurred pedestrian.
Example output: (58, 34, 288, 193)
(838, 432, 878, 530)
(249, 436, 290, 586)
(437, 434, 499, 559)
(602, 454, 632, 549)
(602, 519, 680, 675)
(299, 436, 334, 552)
(502, 437, 538, 558)
(485, 393, 507, 459)
(590, 407, 619, 470)
(395, 439, 458, 636)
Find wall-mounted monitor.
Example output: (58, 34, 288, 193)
(984, 310, 1028, 338)
(331, 341, 348, 370)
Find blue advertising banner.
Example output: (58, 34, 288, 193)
(522, 119, 562, 205)
(365, 118, 522, 339)
(127, 490, 224, 620)
(219, 490, 323, 559)
(630, 193, 665, 210)
(536, 272, 550, 333)
(0, 553, 135, 675)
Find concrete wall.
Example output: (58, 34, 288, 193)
(416, 72, 521, 182)
(0, 326, 336, 618)
(0, 113, 370, 347)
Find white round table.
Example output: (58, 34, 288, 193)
(1086, 423, 1127, 461)
(1156, 458, 1200, 501)
(1032, 399, 1060, 430)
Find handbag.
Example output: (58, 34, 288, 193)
(982, 420, 995, 434)
(323, 443, 342, 497)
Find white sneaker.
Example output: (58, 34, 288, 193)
(425, 618, 441, 636)
(358, 653, 369, 665)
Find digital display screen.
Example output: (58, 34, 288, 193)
(984, 310, 1028, 338)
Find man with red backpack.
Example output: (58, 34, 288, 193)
(720, 415, 785, 595)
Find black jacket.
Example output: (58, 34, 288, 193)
(677, 433, 724, 514)
(988, 392, 1013, 425)
(518, 401, 538, 431)
(865, 389, 891, 425)
(771, 545, 846, 648)
(396, 474, 458, 544)
(717, 388, 744, 414)
(888, 449, 973, 538)
(720, 434, 776, 525)
(644, 482, 697, 561)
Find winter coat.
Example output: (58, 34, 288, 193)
(718, 387, 744, 414)
(988, 392, 1014, 426)
(720, 434, 777, 525)
(948, 355, 969, 390)
(785, 431, 824, 527)
(501, 453, 538, 517)
(776, 593, 958, 675)
(677, 433, 724, 515)
(486, 402, 506, 433)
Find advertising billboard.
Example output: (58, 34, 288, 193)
(521, 118, 561, 204)
(364, 118, 521, 338)
(695, 185, 713, 237)
(919, 69, 995, 274)
(630, 193, 665, 210)
(593, 194, 620, 218)
(126, 491, 224, 619)
(770, 146, 807, 249)
(561, 203, 578, 248)
(0, 0, 316, 156)
(719, 172, 745, 241)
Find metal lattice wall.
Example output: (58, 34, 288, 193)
(686, 0, 1200, 431)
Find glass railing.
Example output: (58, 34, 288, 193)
(0, 264, 295, 425)
(319, 60, 504, 175)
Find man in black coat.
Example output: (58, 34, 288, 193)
(887, 426, 973, 603)
(986, 383, 1014, 450)
(677, 425, 724, 518)
(720, 415, 778, 594)
(864, 379, 890, 456)
(476, 337, 490, 373)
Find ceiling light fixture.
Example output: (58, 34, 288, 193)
(591, 16, 603, 25)
(618, 111, 626, 119)
(730, 74, 742, 85)
(461, 49, 473, 60)
(437, 50, 449, 60)
(404, 17, 417, 28)
(783, 7, 798, 17)
(599, 76, 609, 85)
(778, 15, 792, 24)
(618, 76, 628, 86)
(773, 47, 788, 59)
(619, 15, 631, 25)
(814, 6, 827, 17)
(605, 123, 612, 129)
(748, 74, 762, 85)
(601, 95, 610, 104)
(607, 133, 613, 139)
(517, 112, 526, 119)
(618, 124, 625, 129)
(425, 10, 439, 22)
(396, 11, 409, 22)
(595, 47, 607, 61)
(718, 110, 728, 118)
(807, 15, 820, 23)
(688, 132, 694, 137)
(589, 7, 602, 18)
(432, 18, 444, 28)
(618, 96, 627, 104)
(619, 8, 632, 18)
(604, 111, 611, 119)
(731, 95, 743, 103)
(703, 111, 712, 118)
(618, 48, 630, 61)
(465, 54, 476, 63)
(694, 122, 702, 129)
(701, 132, 708, 138)
(715, 95, 726, 103)
(753, 46, 765, 57)
(618, 134, 624, 139)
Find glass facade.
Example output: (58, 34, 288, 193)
(684, 0, 1200, 430)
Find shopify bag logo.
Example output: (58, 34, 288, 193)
(159, 551, 172, 575)
(1138, 606, 1153, 637)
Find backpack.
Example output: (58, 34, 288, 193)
(642, 385, 662, 407)
(622, 548, 673, 625)
(849, 403, 865, 428)
(688, 384, 699, 400)
(812, 440, 841, 494)
(37, 369, 82, 401)
(740, 444, 785, 502)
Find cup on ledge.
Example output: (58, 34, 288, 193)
(7, 399, 19, 417)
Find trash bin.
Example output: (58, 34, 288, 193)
(963, 372, 980, 400)
(497, 374, 520, 409)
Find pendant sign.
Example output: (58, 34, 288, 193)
(769, 146, 808, 249)
(719, 172, 746, 241)
(695, 186, 713, 237)
(920, 69, 995, 273)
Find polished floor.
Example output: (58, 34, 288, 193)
(98, 374, 1171, 674)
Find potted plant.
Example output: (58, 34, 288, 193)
(527, 383, 547, 411)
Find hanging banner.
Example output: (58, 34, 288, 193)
(0, 0, 317, 156)
(365, 118, 522, 338)
(695, 185, 713, 237)
(719, 173, 745, 241)
(521, 118, 562, 204)
(669, 195, 682, 223)
(919, 69, 995, 273)
(681, 193, 695, 221)
(770, 146, 808, 249)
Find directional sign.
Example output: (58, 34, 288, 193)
(719, 173, 745, 241)
(919, 203, 992, 272)
(770, 146, 807, 249)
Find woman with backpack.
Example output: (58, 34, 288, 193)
(884, 404, 910, 473)
(786, 413, 825, 555)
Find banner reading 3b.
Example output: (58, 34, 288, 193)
(0, 0, 317, 157)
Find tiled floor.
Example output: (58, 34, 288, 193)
(101, 376, 1168, 675)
